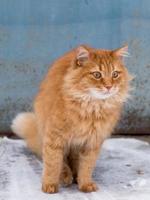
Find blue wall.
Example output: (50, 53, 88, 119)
(0, 0, 149, 133)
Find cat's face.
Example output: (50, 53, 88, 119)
(64, 45, 131, 102)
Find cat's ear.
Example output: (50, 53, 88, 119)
(76, 46, 90, 66)
(113, 45, 129, 59)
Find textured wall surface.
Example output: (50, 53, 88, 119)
(0, 0, 149, 133)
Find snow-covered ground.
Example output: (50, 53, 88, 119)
(0, 137, 150, 200)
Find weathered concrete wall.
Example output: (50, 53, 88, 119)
(0, 0, 149, 133)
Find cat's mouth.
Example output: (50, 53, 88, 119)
(88, 87, 118, 100)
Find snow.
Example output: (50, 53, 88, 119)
(0, 137, 150, 200)
(128, 178, 147, 188)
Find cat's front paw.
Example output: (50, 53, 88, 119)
(79, 182, 98, 192)
(42, 182, 58, 193)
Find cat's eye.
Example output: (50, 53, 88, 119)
(92, 71, 102, 79)
(112, 71, 119, 78)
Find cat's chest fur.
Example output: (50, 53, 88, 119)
(67, 100, 118, 148)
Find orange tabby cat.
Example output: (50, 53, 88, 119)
(11, 45, 131, 193)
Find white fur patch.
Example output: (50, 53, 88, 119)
(89, 88, 118, 100)
(11, 112, 35, 138)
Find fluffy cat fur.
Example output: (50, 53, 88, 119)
(11, 44, 132, 193)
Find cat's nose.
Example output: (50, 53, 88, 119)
(105, 85, 112, 90)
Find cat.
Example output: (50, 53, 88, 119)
(11, 44, 132, 193)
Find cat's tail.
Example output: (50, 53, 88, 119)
(11, 112, 42, 157)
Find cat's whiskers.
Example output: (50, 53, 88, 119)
(88, 87, 119, 100)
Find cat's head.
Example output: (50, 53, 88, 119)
(63, 45, 132, 103)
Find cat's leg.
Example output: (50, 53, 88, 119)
(77, 147, 100, 192)
(60, 161, 73, 186)
(68, 149, 79, 183)
(42, 133, 64, 193)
